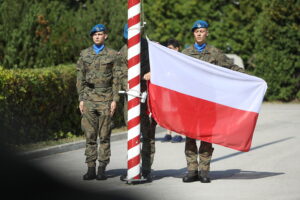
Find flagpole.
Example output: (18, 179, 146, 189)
(127, 0, 141, 183)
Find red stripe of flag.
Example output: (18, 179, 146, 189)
(149, 83, 258, 152)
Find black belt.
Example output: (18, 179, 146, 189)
(86, 83, 111, 89)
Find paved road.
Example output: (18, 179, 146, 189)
(26, 103, 300, 200)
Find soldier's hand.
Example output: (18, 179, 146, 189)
(143, 72, 151, 81)
(110, 101, 117, 116)
(79, 101, 84, 114)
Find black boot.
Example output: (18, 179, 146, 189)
(120, 173, 127, 181)
(83, 167, 96, 180)
(199, 170, 211, 183)
(182, 171, 198, 183)
(142, 170, 153, 183)
(96, 166, 107, 180)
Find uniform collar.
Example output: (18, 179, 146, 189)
(194, 43, 207, 52)
(89, 45, 108, 55)
(93, 44, 105, 54)
(190, 44, 210, 55)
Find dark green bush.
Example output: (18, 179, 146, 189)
(0, 0, 127, 69)
(252, 0, 300, 101)
(0, 65, 125, 145)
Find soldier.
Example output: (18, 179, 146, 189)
(119, 24, 155, 182)
(182, 20, 244, 183)
(119, 24, 129, 124)
(76, 24, 121, 180)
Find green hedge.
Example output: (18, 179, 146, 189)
(0, 65, 125, 146)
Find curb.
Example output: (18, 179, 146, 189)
(20, 126, 166, 160)
(19, 131, 127, 160)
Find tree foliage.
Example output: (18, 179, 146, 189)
(253, 0, 300, 101)
(0, 0, 299, 101)
(0, 0, 127, 68)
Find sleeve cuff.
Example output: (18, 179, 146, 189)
(113, 95, 120, 103)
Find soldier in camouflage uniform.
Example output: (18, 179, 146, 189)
(76, 24, 121, 181)
(182, 20, 244, 183)
(119, 24, 155, 182)
(118, 25, 129, 124)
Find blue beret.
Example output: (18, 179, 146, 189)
(123, 24, 128, 39)
(90, 24, 106, 36)
(191, 20, 209, 32)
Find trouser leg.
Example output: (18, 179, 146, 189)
(185, 137, 198, 171)
(141, 103, 155, 173)
(97, 102, 112, 168)
(82, 101, 98, 168)
(123, 96, 128, 126)
(198, 141, 214, 172)
(183, 137, 199, 182)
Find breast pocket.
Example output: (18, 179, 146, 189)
(201, 55, 217, 65)
(83, 56, 95, 72)
(100, 59, 113, 74)
(83, 56, 93, 65)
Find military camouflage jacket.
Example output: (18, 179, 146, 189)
(76, 46, 121, 102)
(119, 44, 128, 91)
(119, 38, 150, 92)
(182, 44, 244, 72)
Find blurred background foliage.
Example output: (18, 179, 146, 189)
(0, 0, 299, 145)
(0, 0, 299, 100)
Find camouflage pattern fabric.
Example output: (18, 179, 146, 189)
(81, 100, 112, 167)
(182, 44, 244, 73)
(182, 44, 243, 172)
(118, 44, 128, 92)
(76, 46, 121, 103)
(76, 46, 121, 167)
(119, 44, 129, 124)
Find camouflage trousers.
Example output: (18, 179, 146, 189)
(81, 100, 112, 168)
(185, 137, 214, 172)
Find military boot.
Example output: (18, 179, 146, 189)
(142, 170, 153, 182)
(83, 167, 96, 180)
(120, 173, 127, 181)
(182, 170, 198, 182)
(96, 166, 107, 180)
(199, 170, 211, 183)
(199, 147, 213, 183)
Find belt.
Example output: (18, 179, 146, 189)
(86, 83, 111, 88)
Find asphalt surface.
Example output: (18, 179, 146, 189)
(19, 103, 300, 200)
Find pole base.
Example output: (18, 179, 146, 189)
(120, 174, 149, 184)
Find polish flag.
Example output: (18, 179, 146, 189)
(147, 39, 267, 152)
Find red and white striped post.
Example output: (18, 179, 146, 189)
(127, 0, 141, 181)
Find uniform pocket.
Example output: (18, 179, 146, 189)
(83, 56, 93, 65)
(99, 60, 113, 73)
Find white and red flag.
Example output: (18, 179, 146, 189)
(147, 40, 267, 152)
